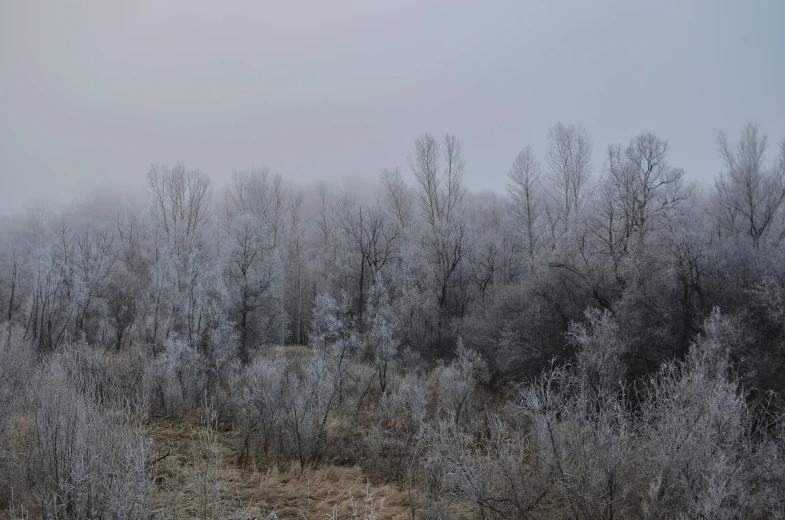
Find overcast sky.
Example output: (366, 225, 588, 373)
(1, 0, 784, 214)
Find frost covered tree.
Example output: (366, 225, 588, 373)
(409, 133, 471, 349)
(546, 122, 592, 223)
(716, 123, 785, 247)
(236, 353, 289, 463)
(507, 146, 544, 263)
(436, 339, 488, 425)
(144, 164, 227, 351)
(222, 169, 286, 361)
(602, 133, 688, 259)
(363, 273, 399, 393)
(335, 197, 399, 318)
(567, 308, 628, 396)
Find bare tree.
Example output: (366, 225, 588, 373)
(546, 122, 592, 221)
(409, 133, 442, 226)
(147, 163, 212, 256)
(1, 247, 20, 325)
(111, 202, 147, 350)
(285, 185, 309, 344)
(0, 324, 32, 479)
(595, 132, 689, 294)
(468, 194, 516, 302)
(146, 164, 224, 350)
(222, 168, 286, 361)
(716, 123, 785, 247)
(380, 167, 415, 230)
(507, 146, 543, 261)
(605, 133, 687, 245)
(336, 198, 400, 317)
(71, 224, 116, 343)
(408, 133, 466, 226)
(409, 133, 471, 347)
(223, 213, 277, 362)
(24, 215, 77, 353)
(228, 166, 287, 246)
(443, 133, 467, 224)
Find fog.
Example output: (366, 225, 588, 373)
(4, 3, 785, 516)
(1, 0, 783, 213)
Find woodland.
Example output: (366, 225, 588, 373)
(1, 122, 784, 519)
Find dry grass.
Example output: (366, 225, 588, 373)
(256, 345, 312, 366)
(148, 421, 415, 520)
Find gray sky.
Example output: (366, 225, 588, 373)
(1, 0, 784, 214)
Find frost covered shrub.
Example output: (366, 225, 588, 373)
(144, 337, 208, 418)
(567, 308, 628, 396)
(750, 277, 785, 332)
(462, 279, 573, 385)
(363, 274, 400, 394)
(274, 293, 362, 468)
(347, 357, 378, 400)
(426, 364, 634, 520)
(0, 324, 33, 500)
(379, 373, 427, 430)
(637, 309, 782, 519)
(44, 340, 148, 411)
(310, 292, 355, 354)
(0, 323, 32, 431)
(25, 359, 153, 520)
(639, 361, 748, 519)
(435, 340, 488, 426)
(421, 415, 549, 520)
(519, 365, 636, 520)
(511, 309, 785, 519)
(236, 352, 289, 464)
(364, 373, 427, 478)
(744, 421, 785, 518)
(281, 348, 344, 469)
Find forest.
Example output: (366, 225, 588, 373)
(1, 121, 785, 519)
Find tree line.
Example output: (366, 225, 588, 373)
(2, 123, 784, 382)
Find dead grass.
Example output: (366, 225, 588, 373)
(147, 421, 415, 519)
(256, 345, 312, 366)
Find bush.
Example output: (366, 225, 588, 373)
(421, 414, 549, 519)
(23, 358, 153, 520)
(519, 365, 635, 520)
(144, 337, 209, 419)
(567, 308, 628, 396)
(435, 340, 488, 426)
(236, 352, 289, 465)
(0, 323, 33, 502)
(281, 347, 345, 469)
(638, 309, 783, 519)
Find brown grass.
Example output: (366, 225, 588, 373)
(148, 421, 415, 519)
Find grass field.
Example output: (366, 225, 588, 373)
(146, 420, 415, 520)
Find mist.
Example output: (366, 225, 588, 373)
(2, 2, 785, 519)
(2, 0, 784, 214)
